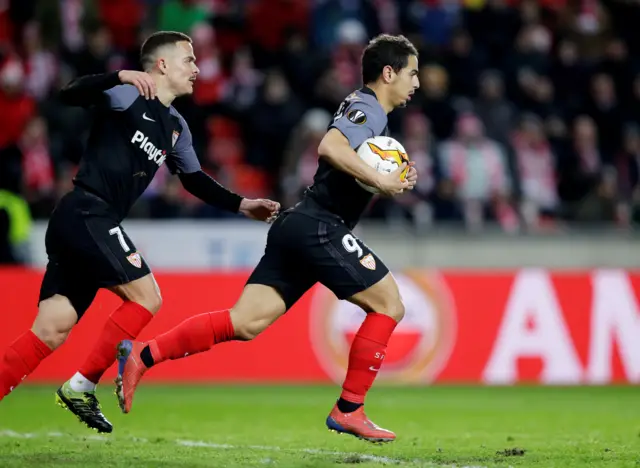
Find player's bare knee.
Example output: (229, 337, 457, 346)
(230, 285, 286, 341)
(32, 296, 77, 349)
(122, 290, 162, 314)
(362, 296, 405, 322)
(31, 322, 70, 350)
(233, 318, 269, 341)
(231, 310, 277, 340)
(382, 298, 405, 323)
(31, 313, 73, 349)
(373, 275, 405, 322)
(349, 274, 405, 322)
(136, 292, 162, 314)
(110, 274, 163, 314)
(150, 293, 163, 314)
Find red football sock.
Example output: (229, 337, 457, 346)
(148, 310, 234, 364)
(0, 330, 52, 400)
(78, 301, 153, 384)
(340, 312, 398, 405)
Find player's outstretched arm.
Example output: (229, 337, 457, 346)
(59, 71, 122, 107)
(318, 129, 408, 197)
(179, 170, 243, 212)
(59, 70, 156, 107)
(171, 112, 279, 222)
(178, 171, 279, 222)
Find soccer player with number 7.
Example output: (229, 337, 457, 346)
(116, 34, 420, 443)
(0, 31, 280, 432)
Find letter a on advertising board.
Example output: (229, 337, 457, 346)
(483, 269, 582, 384)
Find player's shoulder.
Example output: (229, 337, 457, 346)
(341, 89, 386, 130)
(350, 89, 380, 105)
(114, 83, 138, 93)
(169, 106, 188, 126)
(104, 84, 141, 111)
(343, 90, 382, 111)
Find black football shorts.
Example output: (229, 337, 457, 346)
(38, 188, 150, 318)
(246, 211, 389, 310)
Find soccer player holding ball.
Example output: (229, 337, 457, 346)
(117, 34, 420, 443)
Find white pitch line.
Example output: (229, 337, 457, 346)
(176, 439, 401, 464)
(0, 429, 488, 468)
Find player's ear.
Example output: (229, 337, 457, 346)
(157, 57, 167, 74)
(382, 65, 394, 84)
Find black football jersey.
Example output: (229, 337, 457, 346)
(292, 87, 389, 229)
(63, 73, 201, 221)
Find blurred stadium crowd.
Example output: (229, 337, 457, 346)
(0, 0, 639, 246)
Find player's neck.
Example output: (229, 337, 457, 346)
(364, 83, 393, 114)
(151, 74, 177, 107)
(155, 86, 176, 107)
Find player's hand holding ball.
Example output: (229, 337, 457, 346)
(405, 164, 418, 190)
(375, 162, 410, 197)
(239, 198, 281, 223)
(356, 136, 417, 197)
(118, 70, 157, 100)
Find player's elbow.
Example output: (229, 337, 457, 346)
(58, 88, 72, 104)
(178, 173, 196, 194)
(58, 84, 81, 106)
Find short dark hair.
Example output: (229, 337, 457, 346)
(140, 31, 192, 70)
(361, 34, 418, 85)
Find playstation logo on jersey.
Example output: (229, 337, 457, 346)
(347, 109, 367, 125)
(131, 130, 166, 166)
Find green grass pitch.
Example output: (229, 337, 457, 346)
(0, 385, 638, 467)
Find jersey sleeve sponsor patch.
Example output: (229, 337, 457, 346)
(330, 99, 386, 150)
(347, 109, 367, 125)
